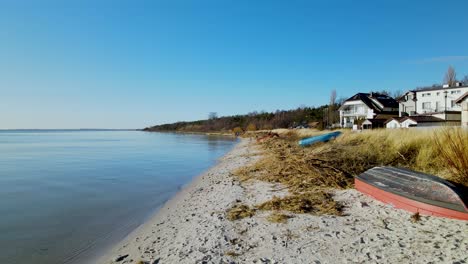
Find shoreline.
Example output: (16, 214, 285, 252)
(97, 138, 468, 264)
(95, 138, 255, 264)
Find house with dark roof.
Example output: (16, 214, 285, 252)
(338, 92, 398, 128)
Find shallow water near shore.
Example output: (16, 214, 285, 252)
(0, 130, 237, 264)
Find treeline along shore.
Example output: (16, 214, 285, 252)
(143, 105, 331, 133)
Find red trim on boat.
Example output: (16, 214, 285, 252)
(355, 178, 468, 221)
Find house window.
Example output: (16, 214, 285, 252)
(435, 101, 440, 111)
(436, 92, 440, 96)
(451, 100, 456, 108)
(422, 102, 431, 109)
(451, 90, 461, 94)
(421, 93, 431, 97)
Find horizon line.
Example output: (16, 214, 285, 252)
(0, 128, 140, 131)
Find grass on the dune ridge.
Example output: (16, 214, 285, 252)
(330, 128, 468, 184)
(229, 127, 468, 220)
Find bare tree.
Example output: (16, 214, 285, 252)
(462, 75, 468, 85)
(444, 66, 457, 87)
(337, 96, 346, 106)
(208, 112, 218, 120)
(328, 89, 337, 127)
(369, 90, 392, 96)
(330, 89, 337, 106)
(392, 90, 403, 99)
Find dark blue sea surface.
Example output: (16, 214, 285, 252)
(0, 130, 237, 264)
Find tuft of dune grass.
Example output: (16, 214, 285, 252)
(226, 204, 256, 221)
(434, 128, 468, 185)
(258, 191, 343, 216)
(266, 212, 293, 223)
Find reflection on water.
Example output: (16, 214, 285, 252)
(0, 130, 237, 264)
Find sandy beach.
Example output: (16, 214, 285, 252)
(98, 139, 468, 264)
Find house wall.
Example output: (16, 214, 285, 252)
(416, 87, 468, 114)
(385, 120, 401, 129)
(416, 122, 447, 127)
(401, 119, 417, 128)
(430, 112, 461, 121)
(398, 92, 417, 117)
(401, 120, 449, 128)
(461, 100, 468, 127)
(399, 101, 416, 116)
(339, 101, 373, 128)
(408, 124, 459, 130)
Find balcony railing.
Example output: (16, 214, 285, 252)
(342, 110, 367, 116)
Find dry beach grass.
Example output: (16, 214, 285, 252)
(233, 127, 468, 218)
(100, 130, 468, 264)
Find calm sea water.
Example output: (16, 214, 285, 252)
(0, 130, 237, 264)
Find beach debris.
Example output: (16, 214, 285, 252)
(114, 254, 129, 262)
(257, 192, 343, 216)
(411, 212, 421, 223)
(259, 257, 272, 263)
(224, 250, 241, 257)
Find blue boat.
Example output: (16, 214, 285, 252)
(298, 131, 342, 146)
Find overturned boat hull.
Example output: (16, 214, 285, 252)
(355, 167, 468, 220)
(298, 131, 341, 146)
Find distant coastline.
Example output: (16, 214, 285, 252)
(142, 129, 235, 137)
(142, 106, 328, 134)
(0, 129, 139, 132)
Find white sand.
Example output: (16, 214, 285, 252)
(98, 139, 468, 264)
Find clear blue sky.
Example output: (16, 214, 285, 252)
(1, 0, 468, 129)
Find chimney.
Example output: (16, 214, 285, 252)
(455, 82, 463, 87)
(443, 84, 450, 88)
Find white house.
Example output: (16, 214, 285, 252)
(339, 93, 399, 128)
(398, 83, 468, 117)
(385, 117, 405, 129)
(384, 116, 447, 128)
(397, 116, 445, 128)
(455, 92, 468, 127)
